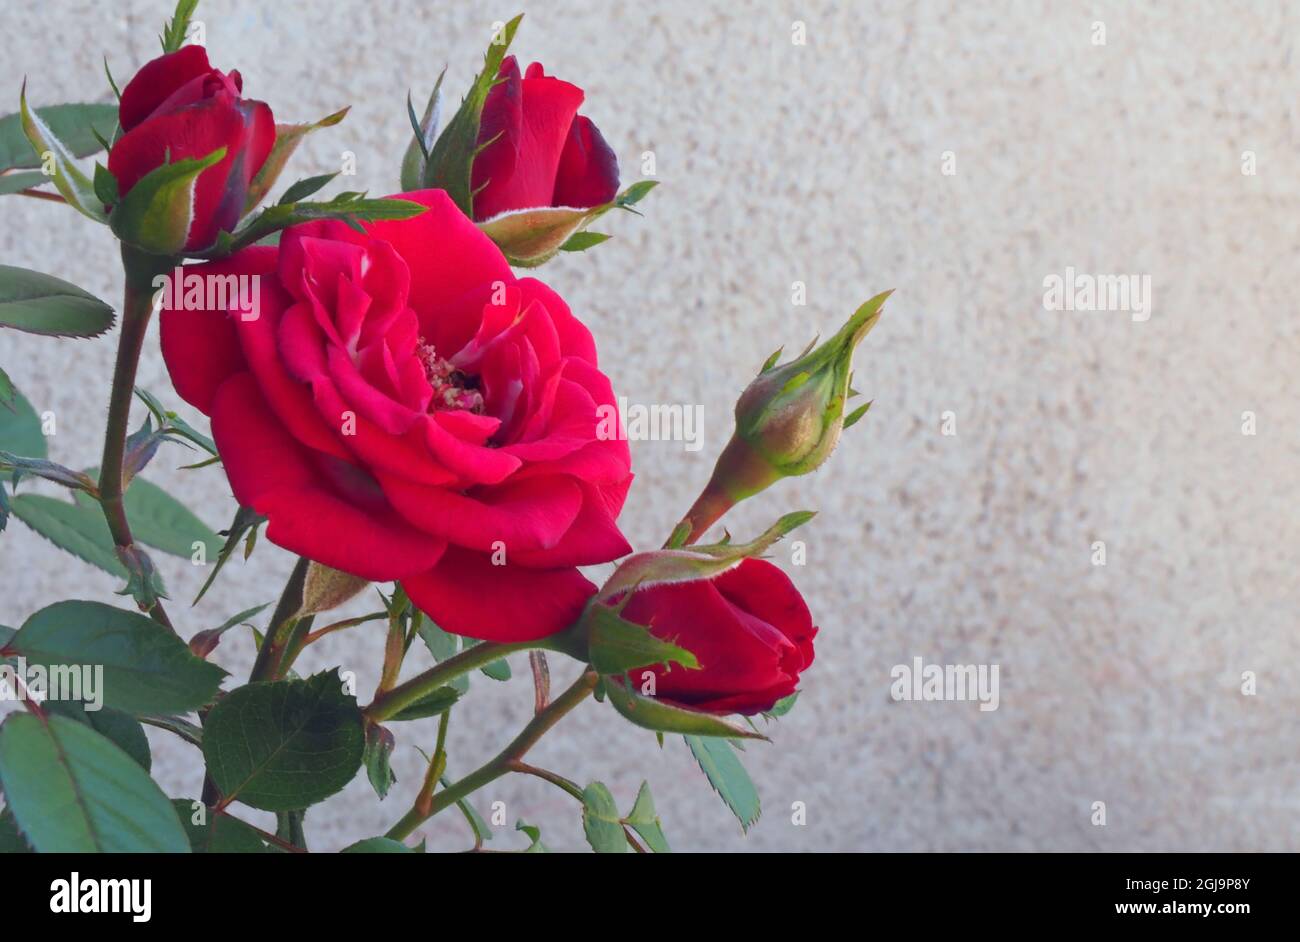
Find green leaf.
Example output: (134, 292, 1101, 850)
(423, 14, 523, 217)
(417, 620, 459, 662)
(843, 400, 873, 430)
(0, 366, 13, 410)
(604, 678, 766, 740)
(9, 494, 128, 578)
(624, 781, 670, 852)
(0, 102, 117, 172)
(0, 809, 32, 852)
(0, 265, 115, 338)
(0, 453, 97, 492)
(341, 837, 416, 853)
(596, 511, 816, 602)
(0, 386, 47, 461)
(479, 658, 511, 681)
(134, 387, 218, 455)
(202, 670, 366, 811)
(277, 171, 338, 205)
(209, 191, 425, 257)
(141, 713, 203, 746)
(9, 600, 225, 715)
(17, 85, 107, 221)
(172, 799, 270, 853)
(0, 171, 48, 195)
(685, 735, 761, 832)
(400, 74, 444, 191)
(363, 722, 396, 799)
(0, 713, 189, 852)
(44, 700, 152, 771)
(515, 819, 548, 853)
(194, 504, 264, 604)
(441, 774, 492, 844)
(559, 230, 611, 252)
(109, 147, 226, 254)
(584, 603, 699, 676)
(616, 179, 658, 208)
(581, 781, 626, 853)
(75, 470, 221, 559)
(244, 107, 349, 212)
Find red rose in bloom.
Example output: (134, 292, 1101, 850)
(108, 45, 275, 251)
(160, 189, 633, 641)
(472, 56, 619, 219)
(618, 559, 817, 715)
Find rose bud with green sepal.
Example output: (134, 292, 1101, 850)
(410, 15, 651, 267)
(677, 290, 891, 543)
(105, 46, 276, 254)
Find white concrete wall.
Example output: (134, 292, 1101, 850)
(1, 0, 1297, 851)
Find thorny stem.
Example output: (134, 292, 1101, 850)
(203, 555, 310, 807)
(102, 245, 178, 633)
(506, 760, 645, 851)
(509, 761, 583, 801)
(247, 556, 311, 683)
(385, 670, 599, 842)
(301, 611, 387, 646)
(363, 637, 539, 723)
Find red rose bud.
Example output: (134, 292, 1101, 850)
(472, 57, 619, 220)
(616, 558, 816, 716)
(107, 46, 275, 253)
(679, 290, 890, 542)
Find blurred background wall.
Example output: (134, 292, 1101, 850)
(1, 0, 1297, 851)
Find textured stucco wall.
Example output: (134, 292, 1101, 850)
(1, 0, 1297, 852)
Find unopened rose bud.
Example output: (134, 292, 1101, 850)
(678, 290, 890, 543)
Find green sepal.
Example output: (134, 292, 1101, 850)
(595, 510, 814, 603)
(604, 678, 767, 740)
(244, 106, 349, 212)
(422, 14, 523, 217)
(476, 181, 658, 267)
(17, 83, 106, 221)
(582, 602, 698, 677)
(108, 146, 227, 254)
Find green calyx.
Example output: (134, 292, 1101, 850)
(734, 289, 890, 477)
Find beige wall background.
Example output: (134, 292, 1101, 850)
(2, 0, 1297, 851)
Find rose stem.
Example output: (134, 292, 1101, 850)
(363, 636, 540, 723)
(201, 555, 311, 807)
(509, 762, 645, 851)
(247, 555, 311, 683)
(102, 245, 178, 633)
(384, 670, 599, 842)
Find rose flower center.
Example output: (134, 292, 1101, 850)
(417, 340, 484, 414)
